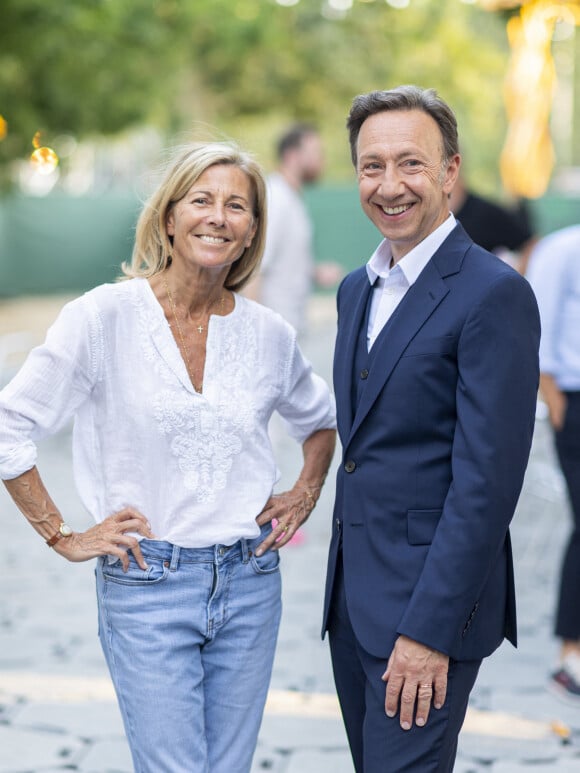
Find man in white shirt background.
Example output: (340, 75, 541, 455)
(527, 225, 580, 703)
(247, 123, 336, 336)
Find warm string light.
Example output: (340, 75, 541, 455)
(29, 131, 59, 174)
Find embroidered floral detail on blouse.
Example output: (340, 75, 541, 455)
(132, 283, 262, 504)
(154, 391, 244, 503)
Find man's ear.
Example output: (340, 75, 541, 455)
(443, 154, 461, 195)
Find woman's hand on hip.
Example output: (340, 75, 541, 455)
(255, 485, 317, 556)
(255, 428, 334, 556)
(53, 507, 154, 571)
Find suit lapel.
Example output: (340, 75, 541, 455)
(346, 228, 468, 445)
(334, 270, 373, 443)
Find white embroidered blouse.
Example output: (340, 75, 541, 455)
(0, 279, 336, 547)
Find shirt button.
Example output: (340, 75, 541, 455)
(360, 369, 369, 380)
(345, 460, 356, 473)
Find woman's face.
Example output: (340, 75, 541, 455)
(166, 164, 257, 275)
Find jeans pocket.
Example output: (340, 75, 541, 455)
(101, 555, 170, 586)
(250, 548, 281, 575)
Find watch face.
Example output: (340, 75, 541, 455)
(59, 523, 73, 537)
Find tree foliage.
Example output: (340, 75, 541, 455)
(0, 0, 189, 173)
(0, 0, 512, 189)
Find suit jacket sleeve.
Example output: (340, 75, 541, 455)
(396, 270, 540, 655)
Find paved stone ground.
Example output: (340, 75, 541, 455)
(0, 295, 579, 772)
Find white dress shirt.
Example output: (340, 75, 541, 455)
(0, 279, 336, 547)
(366, 214, 457, 349)
(259, 173, 314, 333)
(526, 224, 580, 390)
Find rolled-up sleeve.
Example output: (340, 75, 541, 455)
(276, 338, 336, 444)
(0, 296, 102, 479)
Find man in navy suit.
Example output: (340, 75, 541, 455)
(322, 86, 540, 772)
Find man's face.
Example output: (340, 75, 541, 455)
(356, 109, 460, 262)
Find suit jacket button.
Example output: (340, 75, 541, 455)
(360, 369, 369, 380)
(345, 460, 356, 473)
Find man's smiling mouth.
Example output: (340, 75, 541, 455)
(380, 204, 412, 215)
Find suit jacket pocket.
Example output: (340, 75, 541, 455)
(407, 509, 442, 545)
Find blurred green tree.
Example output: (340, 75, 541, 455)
(0, 0, 512, 190)
(0, 0, 195, 180)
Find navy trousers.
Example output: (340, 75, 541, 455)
(554, 391, 580, 640)
(328, 555, 481, 773)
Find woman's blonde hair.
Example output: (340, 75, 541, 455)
(122, 141, 267, 292)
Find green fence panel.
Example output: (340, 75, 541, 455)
(304, 185, 381, 273)
(0, 194, 140, 296)
(0, 188, 579, 297)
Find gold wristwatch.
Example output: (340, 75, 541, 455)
(46, 522, 73, 548)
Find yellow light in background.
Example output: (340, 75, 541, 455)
(496, 0, 580, 197)
(30, 146, 59, 175)
(476, 1, 580, 197)
(0, 115, 7, 141)
(29, 129, 59, 175)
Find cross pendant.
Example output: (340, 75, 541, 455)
(197, 325, 204, 334)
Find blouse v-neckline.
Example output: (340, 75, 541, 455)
(139, 277, 239, 397)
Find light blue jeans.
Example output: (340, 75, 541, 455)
(96, 524, 282, 773)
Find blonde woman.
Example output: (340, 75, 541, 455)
(0, 142, 336, 772)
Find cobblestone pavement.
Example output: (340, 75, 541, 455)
(0, 295, 579, 772)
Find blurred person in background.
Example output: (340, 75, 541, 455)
(0, 141, 336, 772)
(450, 170, 537, 275)
(246, 122, 341, 335)
(527, 224, 580, 703)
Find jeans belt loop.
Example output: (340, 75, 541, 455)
(169, 544, 180, 572)
(240, 537, 250, 564)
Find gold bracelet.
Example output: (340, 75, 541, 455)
(298, 481, 321, 506)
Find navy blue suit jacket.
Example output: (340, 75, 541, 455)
(322, 223, 540, 662)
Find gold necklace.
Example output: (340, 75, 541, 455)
(163, 275, 225, 392)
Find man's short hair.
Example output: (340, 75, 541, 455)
(276, 123, 319, 161)
(346, 85, 459, 166)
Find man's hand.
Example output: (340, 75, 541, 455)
(382, 635, 449, 730)
(540, 373, 567, 431)
(546, 389, 567, 431)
